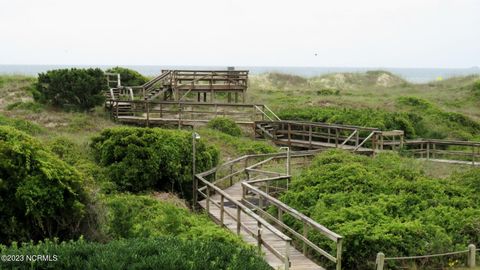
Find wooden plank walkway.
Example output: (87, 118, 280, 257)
(199, 182, 324, 270)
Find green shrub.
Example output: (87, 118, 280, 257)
(277, 99, 480, 140)
(34, 68, 106, 111)
(316, 88, 340, 96)
(207, 117, 242, 137)
(199, 128, 277, 156)
(0, 126, 88, 245)
(0, 114, 43, 135)
(105, 66, 148, 86)
(6, 101, 45, 112)
(280, 150, 480, 269)
(91, 127, 219, 196)
(473, 80, 480, 96)
(0, 237, 271, 270)
(103, 194, 243, 245)
(277, 107, 419, 138)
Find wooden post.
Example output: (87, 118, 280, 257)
(178, 103, 182, 129)
(472, 146, 476, 166)
(335, 128, 339, 147)
(427, 143, 430, 160)
(288, 123, 292, 146)
(236, 207, 241, 235)
(336, 238, 343, 270)
(146, 101, 150, 127)
(220, 195, 224, 225)
(328, 128, 331, 144)
(259, 194, 264, 212)
(309, 125, 313, 148)
(278, 208, 283, 222)
(229, 164, 234, 186)
(432, 143, 436, 159)
(420, 143, 424, 158)
(468, 244, 476, 268)
(160, 103, 163, 118)
(257, 221, 262, 251)
(284, 240, 290, 270)
(376, 252, 385, 270)
(303, 221, 308, 255)
(206, 186, 210, 213)
(356, 130, 360, 146)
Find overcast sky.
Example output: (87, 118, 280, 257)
(0, 0, 479, 68)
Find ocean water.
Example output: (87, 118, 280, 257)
(0, 65, 479, 83)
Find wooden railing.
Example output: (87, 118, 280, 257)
(195, 150, 342, 270)
(255, 120, 404, 152)
(195, 154, 293, 269)
(404, 139, 480, 165)
(242, 182, 343, 270)
(376, 244, 478, 270)
(109, 100, 271, 126)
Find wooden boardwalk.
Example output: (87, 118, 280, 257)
(199, 182, 324, 270)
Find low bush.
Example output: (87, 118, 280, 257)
(0, 126, 88, 245)
(472, 80, 480, 96)
(277, 97, 480, 140)
(316, 88, 340, 96)
(0, 114, 43, 135)
(91, 127, 219, 196)
(277, 106, 418, 138)
(199, 128, 277, 156)
(33, 68, 106, 111)
(280, 150, 480, 269)
(207, 117, 242, 136)
(0, 237, 271, 270)
(105, 66, 148, 86)
(6, 101, 45, 113)
(103, 194, 243, 245)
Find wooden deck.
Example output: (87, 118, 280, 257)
(199, 182, 324, 270)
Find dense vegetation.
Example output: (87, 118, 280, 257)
(207, 117, 242, 137)
(280, 149, 480, 269)
(34, 68, 106, 111)
(91, 127, 219, 196)
(0, 126, 89, 245)
(0, 237, 271, 270)
(277, 96, 480, 140)
(105, 66, 148, 86)
(103, 194, 242, 245)
(249, 71, 480, 140)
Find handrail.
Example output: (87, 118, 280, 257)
(405, 139, 480, 147)
(196, 174, 292, 269)
(353, 131, 378, 152)
(109, 88, 115, 101)
(254, 105, 274, 121)
(255, 120, 379, 132)
(195, 150, 341, 270)
(142, 70, 171, 90)
(127, 87, 134, 101)
(341, 130, 358, 146)
(197, 177, 291, 242)
(242, 182, 342, 241)
(375, 244, 477, 270)
(263, 105, 281, 121)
